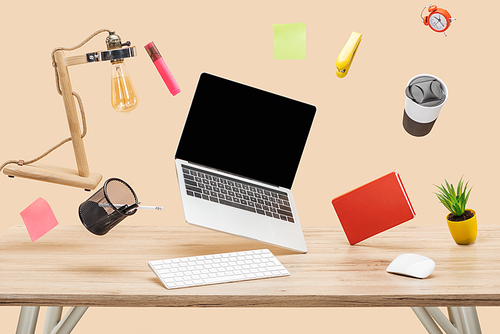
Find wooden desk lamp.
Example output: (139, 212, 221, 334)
(2, 29, 137, 190)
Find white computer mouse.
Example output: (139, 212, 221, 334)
(386, 253, 435, 279)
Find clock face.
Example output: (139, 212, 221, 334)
(429, 13, 448, 32)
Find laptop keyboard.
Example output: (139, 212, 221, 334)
(181, 164, 294, 223)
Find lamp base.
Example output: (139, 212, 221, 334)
(3, 163, 102, 190)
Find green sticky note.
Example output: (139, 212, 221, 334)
(273, 23, 306, 60)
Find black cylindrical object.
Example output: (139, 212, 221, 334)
(79, 178, 138, 235)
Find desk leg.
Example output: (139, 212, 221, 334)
(448, 307, 464, 333)
(426, 307, 459, 334)
(412, 307, 482, 334)
(50, 307, 88, 334)
(411, 307, 444, 334)
(43, 307, 63, 334)
(456, 307, 482, 334)
(16, 306, 40, 334)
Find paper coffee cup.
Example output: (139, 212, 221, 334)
(403, 74, 448, 137)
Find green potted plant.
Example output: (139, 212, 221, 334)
(435, 177, 477, 245)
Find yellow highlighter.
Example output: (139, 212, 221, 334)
(336, 32, 362, 78)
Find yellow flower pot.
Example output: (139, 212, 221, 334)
(446, 209, 477, 245)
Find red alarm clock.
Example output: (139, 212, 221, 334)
(421, 5, 455, 35)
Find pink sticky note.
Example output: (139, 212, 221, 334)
(20, 198, 59, 241)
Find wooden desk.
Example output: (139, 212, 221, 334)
(1, 225, 498, 333)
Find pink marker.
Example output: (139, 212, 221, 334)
(144, 41, 180, 96)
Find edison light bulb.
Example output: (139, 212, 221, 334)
(111, 61, 138, 113)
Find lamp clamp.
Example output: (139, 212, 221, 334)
(85, 46, 137, 63)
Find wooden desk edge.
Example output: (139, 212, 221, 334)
(0, 294, 498, 308)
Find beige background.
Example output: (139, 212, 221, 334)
(1, 0, 498, 332)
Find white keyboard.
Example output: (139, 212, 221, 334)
(148, 249, 289, 289)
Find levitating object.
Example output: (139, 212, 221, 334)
(403, 74, 448, 137)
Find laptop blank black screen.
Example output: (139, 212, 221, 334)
(175, 73, 316, 189)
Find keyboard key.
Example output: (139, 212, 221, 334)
(185, 179, 198, 187)
(186, 184, 202, 193)
(219, 198, 256, 213)
(204, 274, 246, 284)
(277, 208, 293, 217)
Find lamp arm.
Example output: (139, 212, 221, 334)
(0, 29, 112, 175)
(51, 28, 112, 94)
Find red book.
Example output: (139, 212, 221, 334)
(331, 171, 416, 245)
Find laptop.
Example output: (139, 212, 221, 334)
(175, 73, 316, 253)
